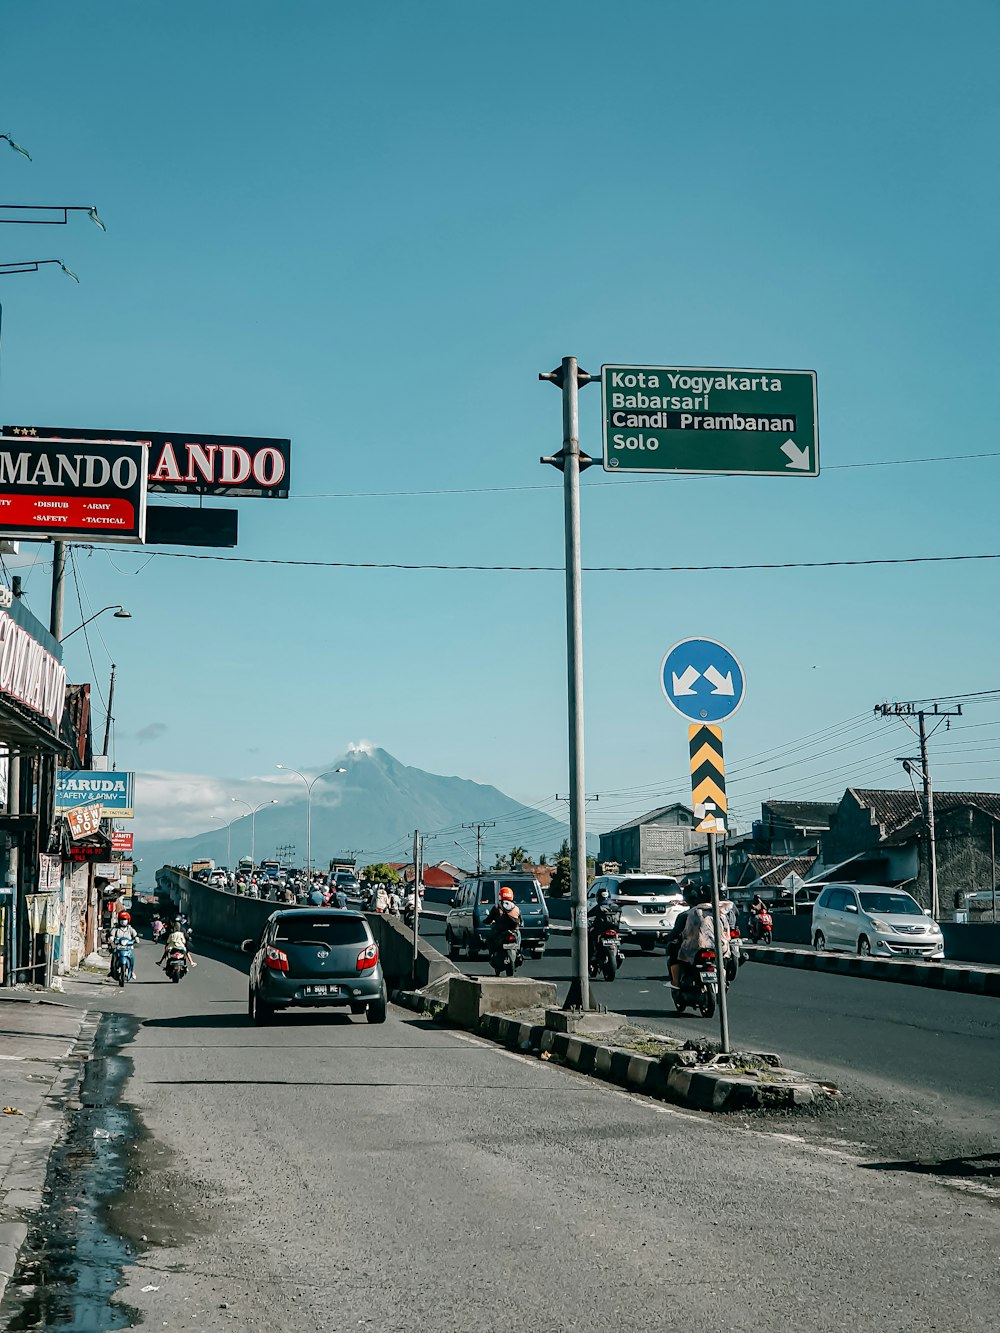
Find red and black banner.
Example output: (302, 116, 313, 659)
(0, 439, 148, 543)
(4, 425, 291, 499)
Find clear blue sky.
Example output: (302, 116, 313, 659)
(2, 0, 998, 846)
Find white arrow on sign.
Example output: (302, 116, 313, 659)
(671, 665, 701, 695)
(781, 439, 811, 470)
(704, 664, 735, 695)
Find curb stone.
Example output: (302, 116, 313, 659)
(745, 944, 1000, 996)
(392, 989, 832, 1112)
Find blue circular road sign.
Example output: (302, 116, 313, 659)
(660, 637, 746, 723)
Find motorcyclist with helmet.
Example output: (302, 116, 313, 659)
(587, 886, 621, 968)
(110, 911, 139, 980)
(485, 885, 522, 960)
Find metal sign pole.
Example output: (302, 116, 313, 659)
(706, 828, 731, 1053)
(540, 357, 596, 1010)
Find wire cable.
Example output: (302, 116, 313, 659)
(85, 547, 1000, 575)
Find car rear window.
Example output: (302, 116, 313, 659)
(273, 915, 370, 945)
(478, 880, 542, 904)
(615, 878, 679, 898)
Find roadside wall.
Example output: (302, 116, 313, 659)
(156, 866, 460, 988)
(156, 867, 278, 945)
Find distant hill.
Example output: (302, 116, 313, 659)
(140, 746, 596, 874)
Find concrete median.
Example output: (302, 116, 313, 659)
(744, 943, 1000, 996)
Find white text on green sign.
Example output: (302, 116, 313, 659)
(601, 365, 818, 476)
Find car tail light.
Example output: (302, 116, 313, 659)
(265, 945, 289, 972)
(357, 943, 379, 972)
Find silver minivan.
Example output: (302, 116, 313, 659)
(811, 883, 945, 960)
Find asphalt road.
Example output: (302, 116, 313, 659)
(421, 918, 1000, 1159)
(26, 939, 1000, 1332)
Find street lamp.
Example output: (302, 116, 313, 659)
(0, 204, 106, 230)
(60, 605, 131, 641)
(275, 766, 347, 877)
(231, 797, 277, 870)
(0, 258, 80, 282)
(209, 815, 234, 871)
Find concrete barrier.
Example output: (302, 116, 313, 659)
(745, 943, 1000, 996)
(446, 976, 557, 1027)
(154, 867, 461, 991)
(364, 912, 460, 991)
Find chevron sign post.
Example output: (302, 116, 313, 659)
(689, 725, 727, 833)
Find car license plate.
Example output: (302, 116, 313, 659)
(304, 984, 338, 995)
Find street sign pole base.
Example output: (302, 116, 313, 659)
(562, 980, 599, 1011)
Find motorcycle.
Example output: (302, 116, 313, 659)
(726, 926, 743, 984)
(151, 918, 166, 944)
(402, 890, 424, 929)
(490, 927, 523, 978)
(164, 947, 188, 984)
(111, 943, 135, 989)
(671, 948, 721, 1018)
(588, 925, 624, 981)
(748, 910, 773, 944)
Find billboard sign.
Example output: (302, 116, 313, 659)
(0, 439, 148, 542)
(110, 830, 134, 852)
(65, 802, 103, 840)
(56, 770, 135, 818)
(4, 425, 291, 499)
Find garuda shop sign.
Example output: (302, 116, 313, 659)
(0, 439, 148, 542)
(5, 425, 291, 500)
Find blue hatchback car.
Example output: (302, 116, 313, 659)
(243, 909, 387, 1025)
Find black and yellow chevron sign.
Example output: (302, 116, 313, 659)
(689, 724, 727, 829)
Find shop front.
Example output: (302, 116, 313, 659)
(0, 598, 68, 985)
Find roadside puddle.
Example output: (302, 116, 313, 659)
(0, 1014, 141, 1332)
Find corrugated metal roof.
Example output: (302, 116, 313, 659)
(604, 803, 694, 834)
(739, 854, 818, 887)
(849, 788, 1000, 832)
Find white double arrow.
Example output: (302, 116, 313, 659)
(671, 664, 735, 697)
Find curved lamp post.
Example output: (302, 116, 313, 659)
(60, 605, 131, 641)
(275, 766, 347, 876)
(209, 815, 234, 871)
(231, 797, 277, 870)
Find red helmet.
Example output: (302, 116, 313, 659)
(499, 886, 514, 903)
(118, 911, 131, 923)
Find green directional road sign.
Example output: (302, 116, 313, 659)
(601, 364, 819, 476)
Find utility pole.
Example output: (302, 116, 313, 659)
(877, 700, 962, 919)
(541, 356, 598, 1010)
(462, 821, 495, 876)
(49, 541, 66, 639)
(103, 663, 116, 758)
(411, 828, 420, 985)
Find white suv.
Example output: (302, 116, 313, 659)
(587, 874, 686, 952)
(811, 883, 945, 960)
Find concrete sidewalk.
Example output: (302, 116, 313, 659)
(0, 974, 103, 1303)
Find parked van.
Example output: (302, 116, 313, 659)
(446, 873, 550, 960)
(811, 883, 945, 960)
